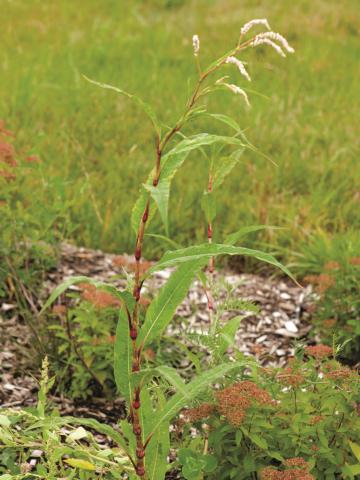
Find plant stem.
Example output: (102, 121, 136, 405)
(128, 36, 256, 477)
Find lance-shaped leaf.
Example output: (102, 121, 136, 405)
(146, 361, 250, 440)
(137, 260, 206, 349)
(225, 225, 281, 245)
(201, 190, 216, 223)
(218, 315, 244, 356)
(114, 309, 133, 406)
(146, 243, 299, 285)
(43, 416, 130, 457)
(144, 180, 170, 235)
(131, 132, 250, 233)
(83, 75, 161, 136)
(40, 276, 134, 314)
(212, 149, 244, 190)
(165, 133, 245, 157)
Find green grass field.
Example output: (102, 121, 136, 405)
(2, 0, 359, 271)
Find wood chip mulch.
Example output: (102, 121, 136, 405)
(0, 243, 315, 412)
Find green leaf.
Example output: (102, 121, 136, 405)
(114, 309, 133, 406)
(54, 416, 130, 457)
(225, 225, 281, 245)
(201, 191, 217, 223)
(205, 113, 242, 133)
(245, 431, 268, 450)
(218, 316, 243, 355)
(145, 389, 169, 480)
(64, 458, 96, 471)
(137, 260, 206, 348)
(349, 441, 360, 462)
(83, 75, 161, 136)
(66, 427, 88, 442)
(146, 243, 298, 285)
(154, 365, 187, 395)
(0, 415, 10, 427)
(131, 188, 152, 233)
(146, 361, 250, 440)
(144, 181, 170, 234)
(165, 133, 245, 157)
(212, 150, 244, 190)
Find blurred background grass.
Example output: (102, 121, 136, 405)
(1, 0, 359, 270)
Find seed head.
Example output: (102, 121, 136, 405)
(225, 56, 251, 81)
(254, 32, 295, 53)
(240, 18, 271, 36)
(252, 37, 286, 57)
(192, 34, 200, 56)
(222, 83, 250, 106)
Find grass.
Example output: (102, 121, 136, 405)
(1, 0, 359, 271)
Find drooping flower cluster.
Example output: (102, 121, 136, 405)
(251, 32, 295, 57)
(215, 381, 273, 426)
(305, 344, 333, 359)
(225, 56, 251, 81)
(240, 18, 271, 36)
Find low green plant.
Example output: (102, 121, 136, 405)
(295, 234, 360, 361)
(178, 348, 360, 479)
(0, 359, 132, 479)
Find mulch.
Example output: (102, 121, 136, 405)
(0, 243, 315, 414)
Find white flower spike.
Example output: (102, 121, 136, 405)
(240, 18, 271, 36)
(223, 83, 250, 107)
(254, 32, 295, 53)
(251, 37, 286, 57)
(192, 34, 200, 56)
(226, 56, 251, 81)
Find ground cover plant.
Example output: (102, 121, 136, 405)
(1, 14, 359, 480)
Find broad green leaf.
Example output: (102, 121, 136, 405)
(349, 441, 360, 462)
(201, 191, 216, 223)
(146, 361, 250, 439)
(212, 150, 244, 190)
(83, 75, 161, 135)
(225, 225, 281, 245)
(40, 276, 134, 314)
(137, 260, 206, 348)
(64, 458, 96, 471)
(146, 243, 298, 285)
(0, 415, 10, 427)
(114, 309, 133, 406)
(144, 180, 170, 234)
